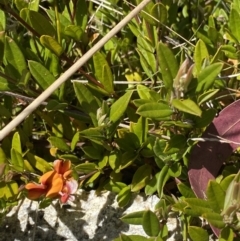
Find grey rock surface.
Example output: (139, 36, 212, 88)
(0, 190, 182, 241)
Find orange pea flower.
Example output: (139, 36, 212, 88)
(25, 159, 78, 203)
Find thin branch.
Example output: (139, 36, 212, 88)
(189, 134, 240, 146)
(0, 0, 152, 141)
(0, 91, 48, 105)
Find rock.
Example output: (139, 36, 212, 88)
(0, 190, 181, 241)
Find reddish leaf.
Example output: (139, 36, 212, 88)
(188, 100, 240, 236)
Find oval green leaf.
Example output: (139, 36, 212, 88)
(93, 52, 114, 94)
(137, 102, 173, 119)
(47, 136, 70, 151)
(110, 91, 133, 123)
(196, 63, 223, 93)
(20, 9, 55, 36)
(194, 39, 209, 75)
(28, 60, 58, 96)
(117, 185, 131, 207)
(131, 164, 152, 192)
(157, 42, 178, 90)
(120, 211, 145, 225)
(40, 35, 63, 56)
(26, 152, 52, 173)
(142, 210, 160, 237)
(172, 99, 202, 117)
(10, 148, 24, 172)
(188, 226, 209, 241)
(4, 36, 27, 79)
(64, 25, 83, 41)
(74, 163, 97, 173)
(73, 82, 99, 127)
(206, 180, 225, 213)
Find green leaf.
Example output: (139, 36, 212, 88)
(28, 60, 58, 96)
(59, 154, 79, 164)
(193, 28, 213, 45)
(93, 52, 114, 94)
(157, 42, 178, 90)
(120, 151, 138, 170)
(168, 162, 182, 177)
(131, 164, 152, 192)
(157, 165, 170, 198)
(120, 211, 145, 225)
(172, 99, 202, 117)
(145, 171, 160, 195)
(0, 105, 12, 118)
(177, 182, 196, 198)
(82, 146, 103, 160)
(194, 109, 216, 128)
(119, 234, 132, 241)
(206, 180, 225, 213)
(197, 89, 219, 105)
(137, 37, 156, 74)
(46, 100, 68, 111)
(110, 91, 133, 123)
(51, 112, 73, 140)
(151, 3, 167, 24)
(64, 25, 83, 41)
(219, 227, 234, 241)
(130, 116, 148, 145)
(0, 181, 18, 200)
(142, 210, 160, 237)
(196, 63, 223, 93)
(0, 76, 15, 91)
(115, 132, 140, 151)
(188, 226, 209, 241)
(0, 29, 5, 63)
(229, 8, 240, 42)
(75, 0, 88, 30)
(74, 163, 97, 173)
(136, 1, 155, 25)
(29, 0, 40, 11)
(20, 9, 55, 36)
(194, 39, 209, 74)
(40, 35, 63, 56)
(137, 49, 153, 79)
(10, 148, 24, 172)
(202, 212, 225, 229)
(80, 127, 104, 145)
(137, 85, 160, 101)
(22, 114, 33, 138)
(11, 132, 22, 154)
(47, 136, 70, 151)
(184, 198, 213, 217)
(108, 151, 121, 173)
(220, 174, 235, 192)
(117, 185, 131, 207)
(137, 103, 173, 119)
(26, 152, 52, 173)
(104, 181, 127, 193)
(86, 170, 101, 184)
(71, 132, 80, 151)
(0, 9, 6, 30)
(166, 134, 186, 152)
(4, 36, 27, 79)
(15, 0, 28, 11)
(73, 83, 99, 127)
(15, 0, 40, 11)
